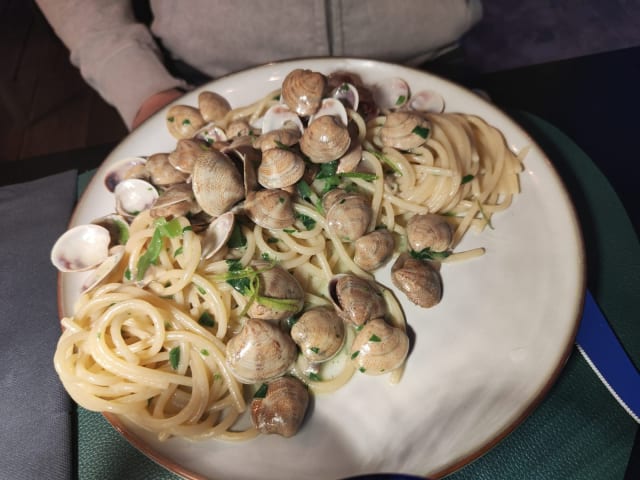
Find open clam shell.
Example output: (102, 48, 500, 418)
(104, 156, 147, 192)
(114, 178, 159, 218)
(50, 224, 111, 272)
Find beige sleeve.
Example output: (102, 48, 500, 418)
(35, 0, 187, 129)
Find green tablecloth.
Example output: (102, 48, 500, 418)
(76, 113, 639, 480)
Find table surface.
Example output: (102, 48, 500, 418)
(3, 46, 639, 479)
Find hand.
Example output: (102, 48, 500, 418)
(131, 88, 185, 129)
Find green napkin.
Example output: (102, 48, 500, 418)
(76, 113, 639, 480)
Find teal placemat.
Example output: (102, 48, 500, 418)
(76, 112, 639, 479)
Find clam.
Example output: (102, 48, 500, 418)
(194, 122, 228, 145)
(325, 193, 372, 242)
(201, 212, 235, 260)
(380, 111, 431, 150)
(226, 318, 297, 384)
(257, 148, 306, 189)
(197, 90, 231, 123)
(337, 142, 362, 174)
(250, 376, 309, 437)
(350, 318, 409, 375)
(191, 149, 245, 216)
(373, 77, 410, 110)
(331, 81, 359, 111)
(244, 189, 295, 230)
(149, 183, 200, 218)
(261, 104, 304, 134)
(226, 120, 252, 138)
(308, 98, 348, 126)
(104, 156, 147, 192)
(166, 105, 205, 139)
(281, 68, 326, 117)
(328, 274, 386, 326)
(321, 188, 348, 212)
(81, 245, 126, 292)
(50, 224, 111, 272)
(254, 128, 301, 152)
(222, 143, 260, 193)
(144, 153, 189, 186)
(246, 262, 305, 321)
(353, 228, 395, 271)
(290, 307, 346, 363)
(114, 178, 159, 218)
(406, 213, 453, 253)
(168, 138, 216, 174)
(408, 90, 445, 113)
(91, 214, 130, 247)
(391, 253, 442, 308)
(300, 115, 351, 164)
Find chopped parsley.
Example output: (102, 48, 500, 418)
(351, 350, 360, 360)
(412, 125, 430, 139)
(200, 349, 210, 356)
(227, 224, 247, 248)
(296, 213, 316, 231)
(369, 334, 382, 342)
(136, 217, 184, 281)
(169, 346, 180, 370)
(310, 347, 320, 354)
(254, 383, 268, 398)
(308, 372, 322, 382)
(461, 174, 475, 185)
(395, 95, 406, 106)
(409, 247, 451, 261)
(198, 311, 215, 328)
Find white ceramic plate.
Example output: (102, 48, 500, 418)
(60, 58, 585, 479)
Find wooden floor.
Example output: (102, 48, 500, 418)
(0, 0, 128, 164)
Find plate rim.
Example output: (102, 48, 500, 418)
(58, 56, 587, 480)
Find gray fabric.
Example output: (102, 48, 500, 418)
(0, 171, 77, 480)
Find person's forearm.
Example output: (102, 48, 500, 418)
(35, 0, 186, 129)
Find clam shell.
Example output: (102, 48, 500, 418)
(350, 318, 409, 375)
(226, 318, 297, 384)
(408, 90, 445, 113)
(166, 104, 205, 139)
(244, 189, 295, 230)
(257, 148, 306, 189)
(50, 224, 111, 272)
(281, 68, 327, 117)
(300, 115, 351, 164)
(291, 307, 346, 363)
(191, 150, 244, 216)
(197, 90, 231, 123)
(261, 104, 304, 134)
(328, 274, 386, 326)
(250, 376, 309, 437)
(201, 212, 235, 260)
(81, 245, 126, 292)
(247, 262, 305, 321)
(373, 77, 410, 110)
(380, 111, 431, 150)
(104, 156, 147, 192)
(331, 81, 360, 111)
(114, 179, 159, 218)
(149, 183, 200, 218)
(406, 213, 453, 253)
(144, 153, 189, 186)
(391, 253, 442, 308)
(353, 228, 395, 271)
(325, 193, 373, 242)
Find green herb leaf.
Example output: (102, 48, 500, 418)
(359, 367, 366, 373)
(367, 149, 403, 175)
(296, 213, 316, 231)
(182, 118, 191, 126)
(369, 334, 381, 342)
(351, 350, 360, 360)
(174, 246, 184, 256)
(412, 125, 430, 139)
(227, 224, 247, 248)
(461, 174, 475, 185)
(308, 372, 322, 382)
(169, 346, 180, 370)
(310, 347, 320, 354)
(198, 311, 215, 328)
(200, 349, 210, 356)
(395, 95, 406, 106)
(254, 383, 268, 398)
(296, 180, 314, 203)
(409, 247, 451, 261)
(124, 268, 132, 281)
(114, 219, 129, 244)
(316, 160, 339, 179)
(194, 284, 207, 295)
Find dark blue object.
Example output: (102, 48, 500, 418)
(576, 290, 640, 422)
